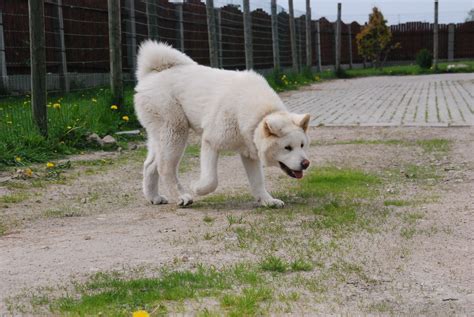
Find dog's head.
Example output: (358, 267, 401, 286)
(255, 111, 311, 179)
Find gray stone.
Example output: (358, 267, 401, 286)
(86, 133, 104, 146)
(101, 135, 118, 150)
(102, 135, 117, 145)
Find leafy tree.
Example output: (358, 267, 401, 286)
(356, 7, 399, 68)
(466, 9, 474, 22)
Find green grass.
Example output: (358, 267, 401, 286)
(345, 60, 474, 77)
(384, 199, 410, 207)
(52, 267, 230, 316)
(265, 67, 334, 92)
(400, 227, 416, 239)
(0, 192, 29, 204)
(289, 259, 313, 272)
(296, 167, 380, 199)
(312, 138, 451, 155)
(312, 201, 357, 230)
(0, 86, 140, 169)
(13, 264, 273, 316)
(416, 139, 451, 154)
(203, 215, 214, 223)
(259, 256, 288, 273)
(221, 287, 272, 316)
(265, 61, 474, 92)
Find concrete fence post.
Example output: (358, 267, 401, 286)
(176, 3, 185, 52)
(53, 0, 69, 92)
(243, 0, 253, 69)
(108, 0, 123, 106)
(315, 20, 322, 72)
(335, 3, 341, 71)
(215, 8, 223, 68)
(305, 0, 312, 67)
(296, 18, 302, 68)
(270, 0, 280, 69)
(0, 10, 9, 92)
(146, 0, 159, 40)
(205, 0, 219, 67)
(433, 0, 439, 69)
(288, 0, 298, 71)
(125, 0, 137, 81)
(348, 24, 353, 69)
(447, 23, 455, 61)
(29, 0, 47, 136)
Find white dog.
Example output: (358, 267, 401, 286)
(134, 41, 311, 207)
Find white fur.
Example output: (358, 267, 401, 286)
(134, 40, 311, 207)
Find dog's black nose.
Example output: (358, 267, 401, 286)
(301, 159, 310, 170)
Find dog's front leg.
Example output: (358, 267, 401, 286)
(240, 155, 284, 208)
(192, 141, 219, 196)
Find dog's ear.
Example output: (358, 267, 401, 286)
(292, 113, 311, 132)
(263, 116, 283, 137)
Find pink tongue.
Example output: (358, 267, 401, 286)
(293, 171, 303, 179)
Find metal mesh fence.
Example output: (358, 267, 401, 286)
(0, 0, 473, 97)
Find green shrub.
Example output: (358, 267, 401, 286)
(416, 49, 433, 69)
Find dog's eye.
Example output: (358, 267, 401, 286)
(301, 143, 304, 148)
(285, 146, 293, 151)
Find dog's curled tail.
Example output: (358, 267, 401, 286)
(136, 40, 196, 81)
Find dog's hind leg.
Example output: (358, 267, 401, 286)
(192, 140, 219, 196)
(143, 143, 168, 205)
(155, 123, 193, 207)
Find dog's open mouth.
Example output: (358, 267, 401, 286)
(279, 162, 303, 179)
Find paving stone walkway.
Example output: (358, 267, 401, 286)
(283, 73, 474, 127)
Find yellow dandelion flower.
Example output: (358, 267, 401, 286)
(132, 311, 149, 317)
(92, 98, 97, 103)
(122, 115, 129, 122)
(110, 105, 118, 110)
(15, 156, 22, 162)
(53, 103, 61, 109)
(46, 162, 55, 169)
(7, 121, 12, 124)
(24, 168, 33, 177)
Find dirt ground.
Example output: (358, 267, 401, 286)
(0, 126, 473, 315)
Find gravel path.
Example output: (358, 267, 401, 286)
(1, 127, 473, 315)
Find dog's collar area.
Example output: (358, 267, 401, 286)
(279, 162, 303, 179)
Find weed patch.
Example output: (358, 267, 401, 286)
(12, 264, 273, 316)
(259, 256, 288, 273)
(0, 87, 141, 169)
(0, 192, 29, 204)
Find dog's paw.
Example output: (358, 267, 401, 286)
(150, 195, 168, 205)
(177, 194, 193, 207)
(192, 179, 218, 196)
(259, 198, 285, 208)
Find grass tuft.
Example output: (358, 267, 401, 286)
(0, 192, 29, 204)
(290, 259, 313, 272)
(259, 256, 288, 273)
(384, 200, 410, 207)
(221, 287, 272, 317)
